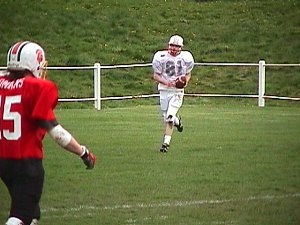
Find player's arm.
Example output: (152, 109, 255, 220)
(185, 72, 191, 85)
(153, 72, 175, 87)
(184, 51, 195, 86)
(37, 119, 96, 169)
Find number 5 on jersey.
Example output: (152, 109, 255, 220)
(0, 95, 21, 140)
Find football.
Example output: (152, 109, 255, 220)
(175, 76, 187, 89)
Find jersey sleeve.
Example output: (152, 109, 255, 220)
(152, 51, 163, 74)
(184, 51, 195, 74)
(31, 80, 58, 121)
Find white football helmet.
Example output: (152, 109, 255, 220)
(7, 41, 47, 78)
(168, 35, 184, 56)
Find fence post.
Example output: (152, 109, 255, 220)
(258, 60, 266, 107)
(94, 63, 101, 110)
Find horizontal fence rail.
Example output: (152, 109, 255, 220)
(1, 61, 299, 110)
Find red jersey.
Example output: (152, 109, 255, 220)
(0, 75, 58, 159)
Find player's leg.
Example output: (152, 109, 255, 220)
(0, 161, 25, 225)
(1, 178, 25, 225)
(167, 91, 184, 132)
(159, 91, 184, 152)
(159, 91, 172, 152)
(29, 205, 40, 225)
(7, 159, 44, 225)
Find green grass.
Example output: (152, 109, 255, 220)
(0, 0, 299, 101)
(1, 104, 299, 224)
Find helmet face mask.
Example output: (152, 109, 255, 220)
(7, 41, 47, 79)
(40, 60, 48, 79)
(168, 35, 184, 56)
(168, 44, 182, 56)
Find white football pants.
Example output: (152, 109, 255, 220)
(159, 90, 184, 122)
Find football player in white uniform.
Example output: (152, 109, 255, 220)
(152, 35, 195, 152)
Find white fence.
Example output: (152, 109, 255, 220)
(1, 60, 299, 110)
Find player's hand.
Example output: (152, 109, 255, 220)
(80, 146, 96, 169)
(166, 81, 175, 87)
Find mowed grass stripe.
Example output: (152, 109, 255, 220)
(41, 192, 299, 214)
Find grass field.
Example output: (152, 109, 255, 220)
(1, 102, 299, 225)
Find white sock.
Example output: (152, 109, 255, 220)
(163, 135, 171, 145)
(5, 217, 24, 225)
(30, 219, 38, 225)
(174, 116, 179, 126)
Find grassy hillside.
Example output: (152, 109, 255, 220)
(0, 0, 299, 105)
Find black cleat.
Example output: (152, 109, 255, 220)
(175, 116, 183, 132)
(160, 143, 169, 153)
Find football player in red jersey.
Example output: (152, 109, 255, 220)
(152, 35, 195, 153)
(0, 41, 96, 225)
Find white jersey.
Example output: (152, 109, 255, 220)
(152, 50, 194, 91)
